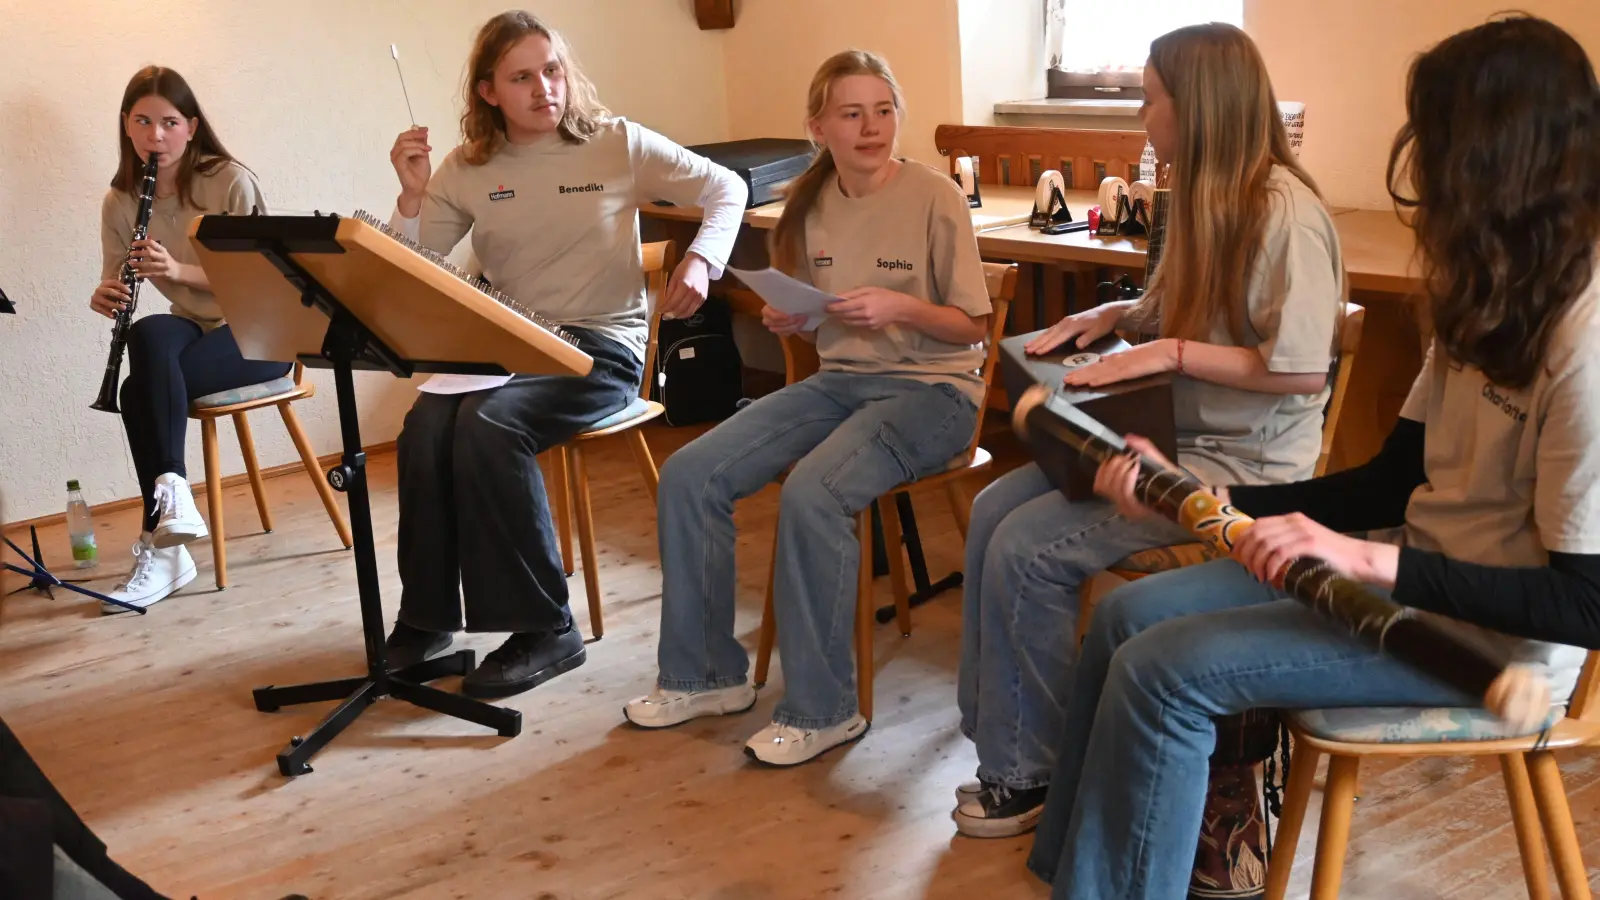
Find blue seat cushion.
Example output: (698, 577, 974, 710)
(584, 396, 654, 432)
(1289, 705, 1559, 744)
(190, 375, 297, 410)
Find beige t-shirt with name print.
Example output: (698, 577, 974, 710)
(1172, 165, 1344, 487)
(100, 159, 267, 330)
(401, 118, 745, 362)
(796, 161, 993, 406)
(1397, 281, 1600, 702)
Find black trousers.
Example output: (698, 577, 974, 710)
(396, 327, 644, 634)
(119, 314, 291, 532)
(0, 716, 167, 900)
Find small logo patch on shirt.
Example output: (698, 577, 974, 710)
(877, 258, 913, 271)
(559, 182, 604, 194)
(488, 184, 515, 201)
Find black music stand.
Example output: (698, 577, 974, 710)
(205, 223, 522, 776)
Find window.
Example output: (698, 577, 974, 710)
(1046, 0, 1243, 93)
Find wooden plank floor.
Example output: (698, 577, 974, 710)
(4, 424, 1599, 899)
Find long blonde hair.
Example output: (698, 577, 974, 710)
(769, 50, 906, 274)
(1137, 23, 1327, 343)
(459, 11, 609, 165)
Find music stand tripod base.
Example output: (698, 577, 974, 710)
(238, 243, 522, 777)
(4, 527, 143, 614)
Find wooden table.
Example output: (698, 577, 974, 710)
(641, 187, 1426, 470)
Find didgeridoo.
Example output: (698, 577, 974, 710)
(1012, 384, 1552, 730)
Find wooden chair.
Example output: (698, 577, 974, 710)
(752, 263, 1019, 721)
(1264, 652, 1600, 900)
(933, 125, 1149, 189)
(188, 362, 353, 589)
(544, 240, 673, 640)
(1075, 304, 1367, 644)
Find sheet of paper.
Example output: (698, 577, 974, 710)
(417, 374, 513, 394)
(727, 265, 837, 332)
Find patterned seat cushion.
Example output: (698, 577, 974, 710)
(189, 376, 297, 411)
(583, 396, 655, 433)
(1289, 706, 1559, 744)
(1110, 541, 1223, 576)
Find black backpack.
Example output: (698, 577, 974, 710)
(652, 296, 745, 426)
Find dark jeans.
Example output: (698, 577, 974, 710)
(119, 314, 291, 532)
(0, 717, 167, 900)
(396, 327, 643, 634)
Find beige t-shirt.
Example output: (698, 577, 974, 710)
(100, 159, 266, 329)
(798, 161, 993, 405)
(400, 118, 745, 363)
(1397, 281, 1600, 701)
(1173, 166, 1344, 487)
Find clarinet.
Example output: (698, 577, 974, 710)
(1010, 384, 1552, 729)
(90, 152, 160, 414)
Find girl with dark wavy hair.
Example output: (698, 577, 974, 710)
(1027, 15, 1600, 898)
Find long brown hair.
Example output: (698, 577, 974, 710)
(1388, 14, 1600, 389)
(460, 11, 609, 165)
(1136, 24, 1326, 343)
(769, 50, 906, 275)
(111, 67, 236, 209)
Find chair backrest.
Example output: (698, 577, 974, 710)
(1562, 651, 1600, 722)
(291, 361, 304, 386)
(1314, 303, 1367, 478)
(934, 124, 1149, 190)
(640, 240, 677, 401)
(777, 262, 1019, 461)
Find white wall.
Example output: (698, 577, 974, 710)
(957, 0, 1045, 128)
(0, 0, 728, 521)
(1245, 0, 1600, 209)
(720, 0, 962, 167)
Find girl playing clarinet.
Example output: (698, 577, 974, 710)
(1029, 15, 1600, 898)
(92, 67, 283, 614)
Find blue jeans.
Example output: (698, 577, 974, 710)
(957, 463, 1190, 789)
(655, 372, 976, 728)
(1026, 559, 1474, 899)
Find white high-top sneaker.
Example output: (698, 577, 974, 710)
(101, 536, 196, 615)
(150, 472, 208, 548)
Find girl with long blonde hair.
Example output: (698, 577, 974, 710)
(379, 10, 746, 699)
(954, 22, 1345, 836)
(626, 50, 993, 766)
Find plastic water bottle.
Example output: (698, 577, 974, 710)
(66, 480, 97, 568)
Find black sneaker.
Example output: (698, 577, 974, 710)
(461, 627, 586, 698)
(952, 783, 1049, 838)
(384, 621, 452, 670)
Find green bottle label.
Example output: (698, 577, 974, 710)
(71, 534, 98, 562)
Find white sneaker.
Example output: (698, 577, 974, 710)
(150, 473, 207, 549)
(743, 714, 870, 766)
(624, 684, 758, 728)
(955, 779, 983, 804)
(101, 539, 197, 614)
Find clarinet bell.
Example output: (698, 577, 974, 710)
(90, 366, 122, 414)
